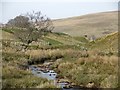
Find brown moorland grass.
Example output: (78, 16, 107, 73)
(53, 54, 118, 88)
(53, 11, 117, 38)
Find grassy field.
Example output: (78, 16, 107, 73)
(2, 11, 119, 88)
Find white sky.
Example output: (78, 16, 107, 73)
(0, 0, 119, 23)
(1, 0, 119, 2)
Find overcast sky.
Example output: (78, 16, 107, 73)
(1, 0, 119, 23)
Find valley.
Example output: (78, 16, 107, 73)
(2, 11, 119, 89)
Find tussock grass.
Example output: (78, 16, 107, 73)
(100, 75, 118, 88)
(54, 54, 118, 88)
(2, 52, 53, 88)
(26, 49, 64, 58)
(25, 49, 64, 64)
(36, 81, 58, 88)
(2, 67, 50, 88)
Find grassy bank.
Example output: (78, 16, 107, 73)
(52, 53, 118, 88)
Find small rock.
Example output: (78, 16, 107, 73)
(86, 82, 95, 88)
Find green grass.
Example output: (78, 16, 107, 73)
(2, 28, 14, 34)
(43, 37, 63, 45)
(45, 33, 82, 45)
(88, 32, 118, 52)
(74, 36, 89, 43)
(54, 32, 69, 36)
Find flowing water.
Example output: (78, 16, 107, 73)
(29, 66, 68, 88)
(29, 65, 83, 90)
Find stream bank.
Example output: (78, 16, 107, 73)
(28, 61, 93, 89)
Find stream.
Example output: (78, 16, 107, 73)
(29, 65, 83, 90)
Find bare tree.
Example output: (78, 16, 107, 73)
(26, 11, 54, 32)
(6, 11, 54, 45)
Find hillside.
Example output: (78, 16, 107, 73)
(2, 28, 118, 52)
(53, 11, 118, 38)
(2, 29, 89, 50)
(88, 32, 118, 52)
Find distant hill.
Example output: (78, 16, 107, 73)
(53, 11, 118, 38)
